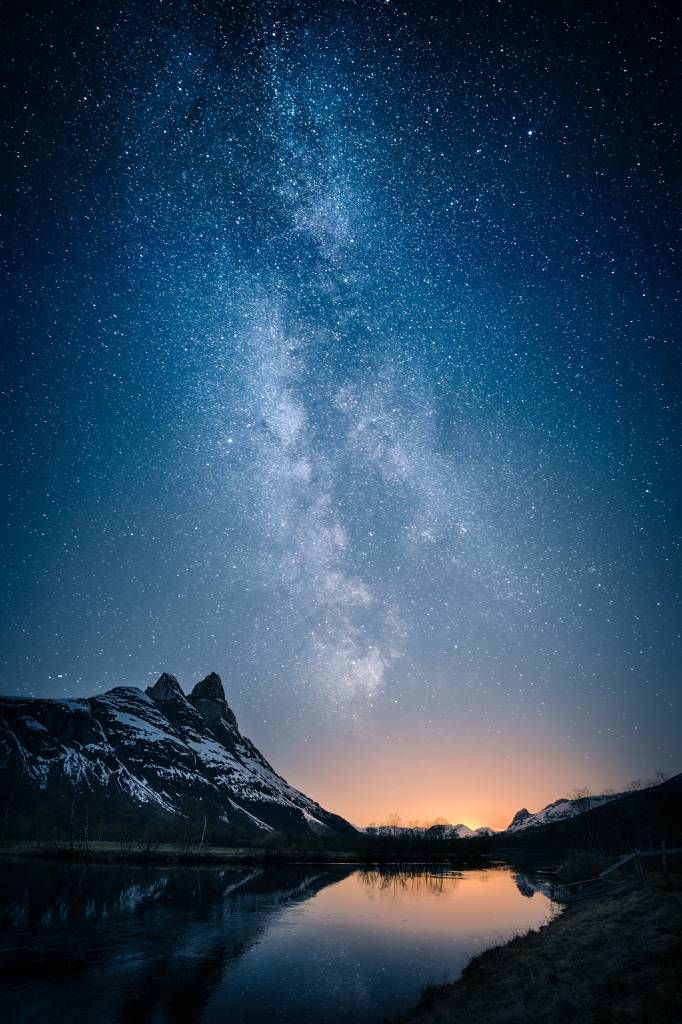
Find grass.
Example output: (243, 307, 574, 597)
(0, 839, 364, 865)
(400, 884, 682, 1024)
(0, 837, 496, 867)
(555, 849, 613, 884)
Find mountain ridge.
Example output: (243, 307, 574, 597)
(0, 672, 356, 838)
(505, 791, 625, 832)
(364, 822, 496, 840)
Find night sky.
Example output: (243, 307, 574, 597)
(2, 0, 680, 828)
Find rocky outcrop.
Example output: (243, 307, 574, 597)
(188, 672, 240, 740)
(507, 807, 532, 831)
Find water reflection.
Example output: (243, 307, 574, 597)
(359, 866, 458, 895)
(0, 860, 557, 1024)
(512, 871, 555, 900)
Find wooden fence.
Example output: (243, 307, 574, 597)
(550, 844, 682, 903)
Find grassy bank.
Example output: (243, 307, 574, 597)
(401, 885, 682, 1024)
(0, 834, 502, 866)
(0, 839, 368, 866)
(0, 839, 491, 867)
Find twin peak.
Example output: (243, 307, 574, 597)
(146, 671, 238, 731)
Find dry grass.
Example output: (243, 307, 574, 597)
(400, 886, 682, 1024)
(555, 850, 613, 883)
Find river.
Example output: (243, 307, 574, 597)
(0, 859, 558, 1023)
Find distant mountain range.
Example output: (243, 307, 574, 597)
(364, 823, 496, 840)
(0, 673, 356, 837)
(365, 784, 673, 840)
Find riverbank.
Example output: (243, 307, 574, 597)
(0, 837, 511, 868)
(0, 839, 366, 865)
(0, 839, 496, 868)
(400, 884, 682, 1023)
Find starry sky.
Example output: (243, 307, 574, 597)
(2, 0, 680, 828)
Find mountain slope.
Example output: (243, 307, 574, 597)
(491, 773, 682, 856)
(0, 673, 356, 838)
(505, 792, 623, 833)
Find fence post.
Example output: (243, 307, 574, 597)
(634, 850, 645, 884)
(661, 841, 669, 884)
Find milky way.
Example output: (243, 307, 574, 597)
(2, 1, 680, 822)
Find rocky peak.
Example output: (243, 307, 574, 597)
(146, 673, 186, 703)
(189, 672, 238, 733)
(190, 672, 226, 704)
(507, 807, 531, 830)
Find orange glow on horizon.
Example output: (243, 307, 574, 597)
(267, 715, 638, 832)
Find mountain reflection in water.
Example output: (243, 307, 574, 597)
(0, 860, 557, 1024)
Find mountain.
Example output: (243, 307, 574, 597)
(494, 774, 682, 855)
(426, 823, 497, 839)
(0, 672, 356, 838)
(365, 822, 495, 839)
(505, 792, 623, 833)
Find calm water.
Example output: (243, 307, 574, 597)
(0, 860, 557, 1023)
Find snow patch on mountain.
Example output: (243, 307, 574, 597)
(505, 792, 623, 832)
(0, 673, 356, 837)
(365, 821, 496, 839)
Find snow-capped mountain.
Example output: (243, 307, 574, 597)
(426, 822, 496, 839)
(0, 672, 356, 837)
(364, 822, 495, 839)
(505, 792, 622, 833)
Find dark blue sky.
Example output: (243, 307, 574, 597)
(1, 0, 680, 825)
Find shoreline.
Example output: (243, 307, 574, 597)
(0, 841, 362, 867)
(0, 840, 502, 869)
(399, 884, 682, 1024)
